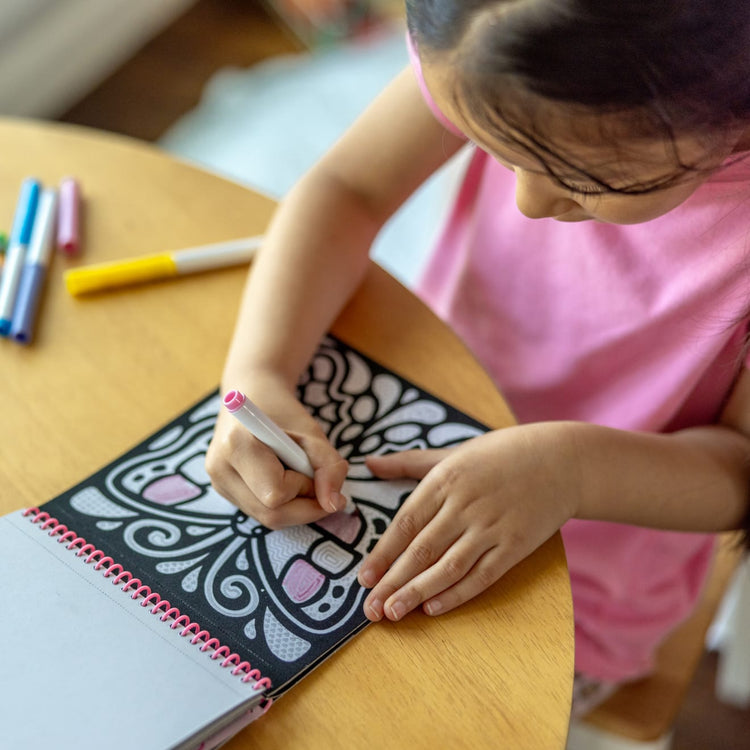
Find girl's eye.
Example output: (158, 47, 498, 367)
(565, 181, 606, 195)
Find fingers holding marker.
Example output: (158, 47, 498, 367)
(209, 462, 331, 528)
(222, 389, 355, 514)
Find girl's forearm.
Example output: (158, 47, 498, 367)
(221, 68, 460, 395)
(566, 421, 750, 533)
(221, 165, 381, 391)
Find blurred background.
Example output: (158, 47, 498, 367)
(0, 1, 746, 746)
(0, 0, 461, 286)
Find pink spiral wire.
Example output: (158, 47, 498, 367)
(23, 507, 273, 696)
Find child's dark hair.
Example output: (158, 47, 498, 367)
(406, 0, 750, 193)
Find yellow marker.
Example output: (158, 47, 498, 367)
(64, 236, 264, 296)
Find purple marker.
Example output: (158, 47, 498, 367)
(10, 189, 57, 344)
(57, 177, 80, 255)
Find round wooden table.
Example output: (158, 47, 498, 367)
(0, 118, 573, 748)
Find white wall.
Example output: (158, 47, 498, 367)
(0, 0, 196, 118)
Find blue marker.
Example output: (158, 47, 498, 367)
(0, 178, 40, 335)
(10, 189, 58, 344)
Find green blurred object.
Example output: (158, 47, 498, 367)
(263, 0, 398, 48)
(0, 232, 7, 254)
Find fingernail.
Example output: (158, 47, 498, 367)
(366, 598, 383, 620)
(328, 491, 346, 513)
(424, 599, 442, 616)
(387, 600, 406, 621)
(336, 491, 349, 511)
(359, 568, 376, 588)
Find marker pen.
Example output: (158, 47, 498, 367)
(223, 389, 356, 514)
(0, 178, 40, 335)
(64, 235, 264, 296)
(10, 188, 58, 344)
(57, 177, 80, 255)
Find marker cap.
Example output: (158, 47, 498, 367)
(223, 390, 246, 412)
(64, 254, 178, 296)
(9, 178, 40, 246)
(57, 177, 80, 255)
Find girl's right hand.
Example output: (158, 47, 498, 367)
(205, 383, 349, 529)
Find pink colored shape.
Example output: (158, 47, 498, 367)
(223, 389, 245, 412)
(315, 511, 362, 544)
(282, 559, 325, 602)
(143, 475, 202, 504)
(57, 177, 80, 255)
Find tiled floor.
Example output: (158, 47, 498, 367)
(58, 1, 750, 746)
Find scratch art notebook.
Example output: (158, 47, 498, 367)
(0, 335, 487, 750)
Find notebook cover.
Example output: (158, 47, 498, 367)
(41, 334, 488, 696)
(1, 509, 268, 750)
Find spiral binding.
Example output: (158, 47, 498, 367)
(23, 507, 273, 704)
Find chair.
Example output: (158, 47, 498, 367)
(566, 533, 744, 750)
(712, 553, 750, 708)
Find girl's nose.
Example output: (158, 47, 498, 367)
(514, 169, 580, 219)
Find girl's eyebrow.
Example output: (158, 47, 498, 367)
(476, 120, 715, 194)
(482, 131, 619, 184)
(504, 140, 707, 191)
(507, 156, 704, 194)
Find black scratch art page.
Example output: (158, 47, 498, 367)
(31, 335, 488, 697)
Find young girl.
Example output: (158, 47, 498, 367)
(206, 0, 750, 715)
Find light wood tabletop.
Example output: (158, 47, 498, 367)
(0, 118, 573, 748)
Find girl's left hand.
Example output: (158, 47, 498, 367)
(357, 423, 580, 621)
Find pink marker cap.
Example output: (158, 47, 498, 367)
(57, 177, 80, 255)
(223, 389, 246, 412)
